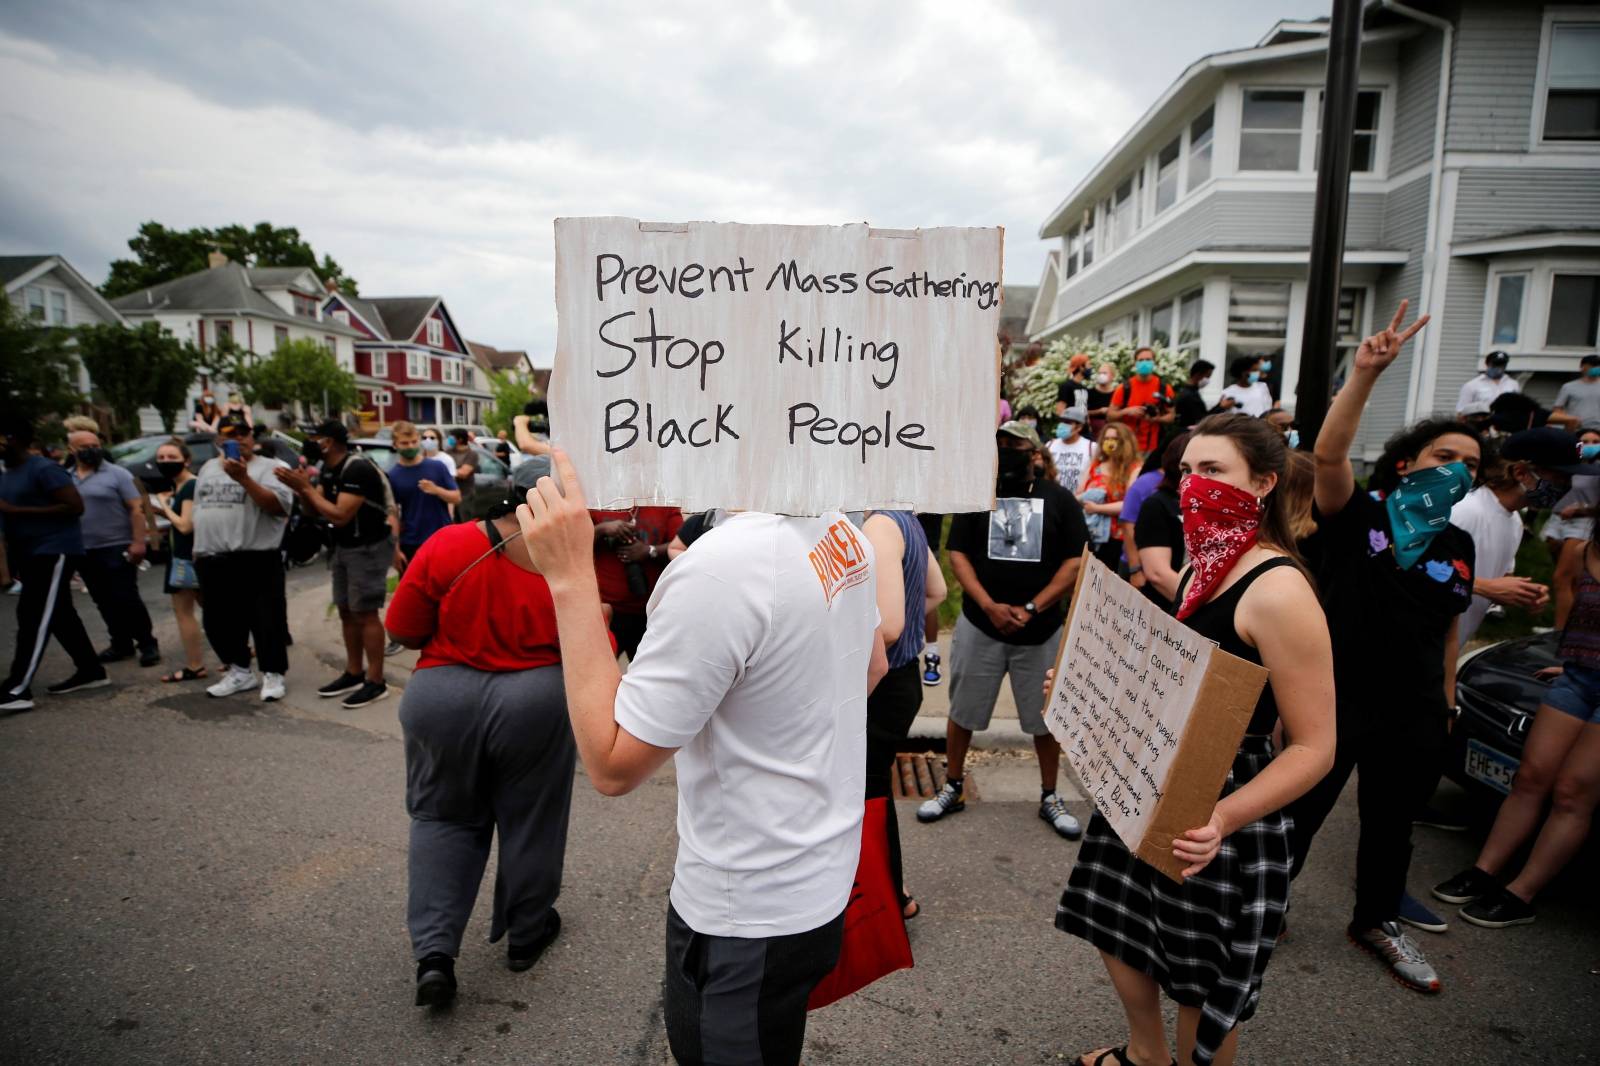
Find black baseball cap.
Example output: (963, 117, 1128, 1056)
(216, 412, 249, 437)
(1502, 427, 1600, 476)
(1484, 350, 1510, 367)
(1583, 354, 1600, 368)
(312, 419, 349, 444)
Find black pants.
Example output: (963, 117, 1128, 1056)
(866, 660, 923, 901)
(664, 904, 844, 1066)
(610, 610, 648, 661)
(77, 544, 155, 651)
(195, 551, 288, 674)
(5, 553, 98, 696)
(1285, 702, 1450, 930)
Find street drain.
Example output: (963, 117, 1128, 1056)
(891, 752, 979, 801)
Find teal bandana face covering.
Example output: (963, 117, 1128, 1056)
(1385, 461, 1472, 569)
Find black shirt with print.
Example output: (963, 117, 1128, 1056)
(1313, 485, 1475, 719)
(947, 478, 1089, 646)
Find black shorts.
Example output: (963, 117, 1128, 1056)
(663, 903, 843, 1066)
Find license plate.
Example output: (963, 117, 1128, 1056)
(1465, 738, 1518, 795)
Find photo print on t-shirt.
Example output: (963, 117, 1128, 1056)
(988, 498, 1045, 562)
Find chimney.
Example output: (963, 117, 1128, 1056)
(324, 276, 339, 293)
(207, 250, 229, 269)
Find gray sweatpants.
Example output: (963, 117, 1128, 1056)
(400, 663, 574, 960)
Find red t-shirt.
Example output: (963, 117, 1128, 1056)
(385, 522, 566, 672)
(591, 506, 685, 613)
(1110, 376, 1175, 453)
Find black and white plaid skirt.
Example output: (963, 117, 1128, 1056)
(1055, 735, 1290, 1066)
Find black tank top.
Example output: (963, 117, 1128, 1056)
(1175, 556, 1296, 737)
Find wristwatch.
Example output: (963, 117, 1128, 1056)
(1024, 601, 1038, 615)
(647, 544, 658, 560)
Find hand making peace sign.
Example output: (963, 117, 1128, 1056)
(1354, 298, 1430, 375)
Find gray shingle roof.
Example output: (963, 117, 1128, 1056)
(365, 297, 439, 343)
(110, 263, 360, 335)
(0, 255, 52, 286)
(467, 340, 527, 372)
(338, 293, 392, 338)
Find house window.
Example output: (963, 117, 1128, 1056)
(215, 320, 233, 345)
(24, 286, 45, 321)
(292, 292, 319, 318)
(463, 365, 475, 389)
(274, 325, 289, 348)
(1065, 225, 1081, 279)
(47, 290, 67, 325)
(1315, 90, 1383, 172)
(1225, 282, 1292, 386)
(1490, 273, 1529, 346)
(1239, 89, 1305, 171)
(1547, 273, 1600, 347)
(1176, 289, 1203, 358)
(1187, 107, 1214, 188)
(332, 308, 350, 326)
(426, 318, 443, 347)
(1543, 22, 1600, 141)
(370, 350, 388, 377)
(1112, 176, 1136, 248)
(1336, 287, 1368, 356)
(1081, 211, 1095, 268)
(323, 335, 336, 353)
(408, 351, 431, 379)
(1154, 136, 1181, 215)
(371, 390, 392, 408)
(441, 358, 463, 385)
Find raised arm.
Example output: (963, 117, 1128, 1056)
(1313, 300, 1429, 518)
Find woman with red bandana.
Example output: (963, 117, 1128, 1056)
(1053, 414, 1335, 1066)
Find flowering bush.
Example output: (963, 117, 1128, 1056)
(1013, 337, 1190, 414)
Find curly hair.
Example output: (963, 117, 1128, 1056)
(1368, 418, 1482, 496)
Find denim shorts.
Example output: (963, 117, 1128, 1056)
(1545, 663, 1600, 725)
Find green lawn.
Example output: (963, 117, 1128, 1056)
(1474, 516, 1558, 644)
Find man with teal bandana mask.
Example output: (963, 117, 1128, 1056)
(1287, 299, 1483, 995)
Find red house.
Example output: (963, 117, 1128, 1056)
(321, 291, 494, 429)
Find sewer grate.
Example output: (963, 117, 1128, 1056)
(891, 753, 979, 801)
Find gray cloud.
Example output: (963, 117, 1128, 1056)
(0, 0, 1309, 353)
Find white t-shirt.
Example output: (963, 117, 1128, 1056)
(615, 511, 878, 938)
(1455, 373, 1518, 413)
(1048, 435, 1094, 495)
(1450, 486, 1524, 644)
(192, 455, 294, 557)
(1220, 381, 1274, 417)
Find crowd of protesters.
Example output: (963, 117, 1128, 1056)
(6, 313, 1600, 1066)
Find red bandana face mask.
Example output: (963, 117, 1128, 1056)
(1176, 474, 1262, 620)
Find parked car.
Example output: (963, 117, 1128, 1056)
(347, 440, 511, 522)
(116, 430, 303, 494)
(1447, 632, 1562, 808)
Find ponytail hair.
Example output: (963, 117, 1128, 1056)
(1187, 414, 1310, 575)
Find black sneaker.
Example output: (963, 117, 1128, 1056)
(414, 953, 456, 1007)
(341, 679, 388, 709)
(46, 669, 111, 696)
(316, 672, 364, 698)
(96, 645, 134, 664)
(0, 689, 34, 714)
(1431, 865, 1498, 905)
(508, 909, 561, 972)
(1460, 886, 1536, 929)
(138, 643, 160, 668)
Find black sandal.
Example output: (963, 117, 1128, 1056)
(161, 666, 208, 683)
(901, 896, 920, 920)
(1078, 1048, 1176, 1066)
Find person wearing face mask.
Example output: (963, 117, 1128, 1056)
(1288, 300, 1481, 994)
(1174, 359, 1214, 430)
(1015, 405, 1042, 435)
(1455, 351, 1519, 417)
(1054, 414, 1334, 1066)
(1085, 362, 1118, 440)
(0, 414, 106, 713)
(1106, 348, 1176, 455)
(1047, 406, 1093, 494)
(65, 419, 160, 668)
(191, 392, 222, 434)
(1218, 356, 1276, 418)
(445, 428, 478, 518)
(1548, 353, 1600, 431)
(1054, 352, 1092, 416)
(1079, 422, 1141, 570)
(386, 421, 461, 567)
(917, 421, 1090, 842)
(148, 439, 207, 683)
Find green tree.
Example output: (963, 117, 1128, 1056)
(75, 321, 202, 439)
(0, 298, 84, 419)
(483, 369, 535, 436)
(101, 221, 359, 299)
(229, 337, 356, 420)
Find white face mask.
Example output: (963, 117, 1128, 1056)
(1096, 372, 1112, 385)
(421, 438, 440, 453)
(1197, 377, 1211, 389)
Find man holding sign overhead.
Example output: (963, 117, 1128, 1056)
(1050, 415, 1333, 1066)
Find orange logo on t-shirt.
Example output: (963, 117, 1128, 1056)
(808, 520, 871, 606)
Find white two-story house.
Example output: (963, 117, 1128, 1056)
(1030, 1, 1600, 457)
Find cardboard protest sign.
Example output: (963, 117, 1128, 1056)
(1045, 551, 1267, 883)
(550, 218, 1003, 516)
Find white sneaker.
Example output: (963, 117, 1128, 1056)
(207, 665, 258, 698)
(4, 580, 20, 596)
(260, 672, 286, 702)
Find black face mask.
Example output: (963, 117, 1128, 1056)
(156, 461, 185, 480)
(301, 439, 324, 464)
(997, 447, 1032, 486)
(75, 446, 103, 468)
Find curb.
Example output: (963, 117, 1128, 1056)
(907, 714, 1037, 752)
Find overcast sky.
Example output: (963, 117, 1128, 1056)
(1, 0, 1317, 362)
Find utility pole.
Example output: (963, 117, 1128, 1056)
(1294, 0, 1363, 448)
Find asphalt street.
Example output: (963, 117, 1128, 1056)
(1, 563, 1596, 1064)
